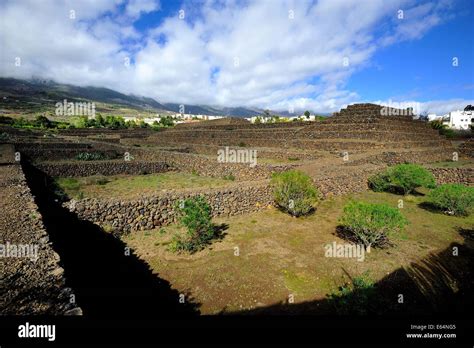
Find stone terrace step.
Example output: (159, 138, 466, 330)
(156, 123, 438, 139)
(325, 115, 423, 124)
(14, 142, 92, 150)
(154, 130, 441, 142)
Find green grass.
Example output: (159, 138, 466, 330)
(55, 172, 233, 199)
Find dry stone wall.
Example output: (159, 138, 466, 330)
(61, 162, 473, 235)
(36, 160, 171, 177)
(128, 148, 298, 181)
(429, 167, 474, 185)
(459, 139, 474, 158)
(65, 181, 273, 234)
(0, 153, 81, 315)
(345, 149, 455, 166)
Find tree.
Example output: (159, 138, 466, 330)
(95, 114, 105, 127)
(159, 115, 174, 127)
(76, 115, 89, 128)
(35, 115, 52, 128)
(304, 110, 310, 119)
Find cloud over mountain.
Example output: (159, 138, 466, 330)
(0, 0, 471, 113)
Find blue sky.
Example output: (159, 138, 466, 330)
(0, 0, 473, 114)
(347, 3, 474, 103)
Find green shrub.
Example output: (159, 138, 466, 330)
(96, 177, 109, 185)
(328, 273, 376, 315)
(440, 128, 455, 138)
(339, 201, 408, 248)
(223, 174, 235, 181)
(271, 170, 318, 216)
(429, 120, 446, 130)
(171, 196, 215, 253)
(428, 184, 474, 216)
(368, 164, 436, 195)
(388, 164, 435, 194)
(75, 152, 106, 161)
(367, 172, 391, 192)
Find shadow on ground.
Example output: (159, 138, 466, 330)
(229, 228, 474, 315)
(23, 161, 200, 318)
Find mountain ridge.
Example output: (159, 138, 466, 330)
(0, 77, 271, 117)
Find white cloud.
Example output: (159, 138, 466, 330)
(0, 0, 461, 112)
(370, 98, 474, 115)
(125, 0, 160, 19)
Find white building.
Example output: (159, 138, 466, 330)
(444, 109, 474, 130)
(174, 113, 224, 121)
(247, 114, 319, 123)
(427, 113, 443, 122)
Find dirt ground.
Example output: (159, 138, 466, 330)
(123, 190, 474, 314)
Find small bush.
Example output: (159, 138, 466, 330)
(271, 170, 318, 216)
(75, 152, 106, 161)
(367, 172, 391, 192)
(428, 184, 474, 216)
(339, 201, 408, 248)
(96, 177, 109, 185)
(368, 164, 436, 195)
(388, 164, 435, 194)
(429, 120, 445, 130)
(223, 174, 235, 181)
(328, 273, 376, 315)
(171, 196, 215, 253)
(440, 128, 455, 139)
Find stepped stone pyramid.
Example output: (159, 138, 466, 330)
(332, 103, 414, 119)
(142, 103, 454, 165)
(316, 103, 454, 163)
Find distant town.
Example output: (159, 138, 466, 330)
(101, 105, 474, 129)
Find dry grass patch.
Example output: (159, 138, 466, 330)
(55, 172, 233, 199)
(123, 190, 473, 314)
